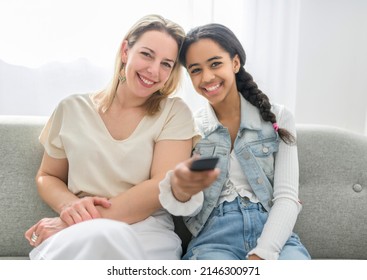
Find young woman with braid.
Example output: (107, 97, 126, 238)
(159, 23, 311, 260)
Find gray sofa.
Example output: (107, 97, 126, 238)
(1, 115, 367, 259)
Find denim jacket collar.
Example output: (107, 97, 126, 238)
(201, 93, 262, 136)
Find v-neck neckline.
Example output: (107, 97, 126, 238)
(88, 94, 147, 142)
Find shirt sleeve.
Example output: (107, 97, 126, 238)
(248, 105, 302, 260)
(157, 97, 201, 144)
(39, 102, 67, 159)
(159, 170, 204, 216)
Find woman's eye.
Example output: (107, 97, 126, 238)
(141, 52, 152, 58)
(162, 62, 173, 69)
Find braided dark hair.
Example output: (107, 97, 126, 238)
(179, 23, 295, 145)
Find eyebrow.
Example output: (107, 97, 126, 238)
(142, 47, 175, 64)
(187, 56, 223, 70)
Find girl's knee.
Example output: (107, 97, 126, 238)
(279, 234, 311, 260)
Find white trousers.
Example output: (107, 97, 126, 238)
(29, 210, 182, 260)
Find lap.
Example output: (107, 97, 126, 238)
(30, 214, 181, 260)
(184, 198, 310, 260)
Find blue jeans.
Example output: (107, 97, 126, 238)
(183, 197, 311, 260)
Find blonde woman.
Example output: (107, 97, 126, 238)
(25, 14, 198, 260)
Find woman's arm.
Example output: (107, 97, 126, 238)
(27, 139, 192, 245)
(27, 139, 192, 246)
(37, 138, 193, 225)
(97, 138, 193, 224)
(36, 152, 111, 225)
(36, 153, 77, 214)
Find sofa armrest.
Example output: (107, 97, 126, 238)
(0, 116, 57, 259)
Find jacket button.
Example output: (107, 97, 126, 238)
(257, 177, 263, 184)
(262, 147, 269, 153)
(352, 184, 363, 192)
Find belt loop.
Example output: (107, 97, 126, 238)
(236, 196, 242, 208)
(218, 202, 224, 216)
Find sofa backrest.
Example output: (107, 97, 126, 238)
(295, 125, 367, 259)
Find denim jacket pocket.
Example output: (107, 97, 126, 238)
(193, 142, 216, 157)
(248, 141, 279, 182)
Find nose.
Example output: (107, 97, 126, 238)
(202, 68, 215, 83)
(147, 61, 160, 79)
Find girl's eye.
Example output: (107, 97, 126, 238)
(211, 61, 222, 68)
(190, 68, 201, 74)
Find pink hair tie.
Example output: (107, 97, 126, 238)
(273, 123, 279, 132)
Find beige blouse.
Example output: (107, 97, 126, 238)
(40, 93, 198, 198)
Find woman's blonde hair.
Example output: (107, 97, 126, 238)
(97, 14, 185, 115)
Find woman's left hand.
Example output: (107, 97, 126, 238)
(24, 217, 68, 247)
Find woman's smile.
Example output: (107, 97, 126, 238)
(137, 73, 156, 88)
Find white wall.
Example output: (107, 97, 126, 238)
(295, 0, 367, 135)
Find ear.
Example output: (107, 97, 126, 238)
(233, 54, 241, 73)
(120, 40, 129, 63)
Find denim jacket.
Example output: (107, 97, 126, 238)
(185, 94, 280, 237)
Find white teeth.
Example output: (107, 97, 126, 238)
(140, 75, 154, 85)
(206, 84, 220, 92)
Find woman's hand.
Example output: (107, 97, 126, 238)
(25, 217, 68, 247)
(171, 156, 220, 202)
(248, 254, 263, 260)
(60, 196, 112, 226)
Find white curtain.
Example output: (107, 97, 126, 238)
(239, 0, 300, 113)
(179, 0, 301, 113)
(0, 0, 300, 116)
(2, 0, 366, 136)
